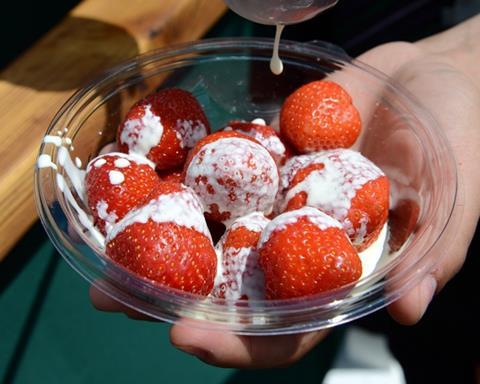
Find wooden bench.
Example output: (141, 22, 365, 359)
(0, 0, 226, 260)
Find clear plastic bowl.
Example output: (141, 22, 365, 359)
(35, 38, 458, 335)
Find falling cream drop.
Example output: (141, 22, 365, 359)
(270, 24, 285, 75)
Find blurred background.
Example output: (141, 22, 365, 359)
(1, 1, 479, 383)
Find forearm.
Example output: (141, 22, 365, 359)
(416, 13, 480, 90)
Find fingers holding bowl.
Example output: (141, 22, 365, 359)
(324, 43, 473, 325)
(170, 319, 329, 368)
(89, 284, 156, 321)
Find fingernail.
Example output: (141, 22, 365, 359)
(420, 275, 437, 317)
(177, 345, 213, 362)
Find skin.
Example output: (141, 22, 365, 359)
(90, 14, 480, 369)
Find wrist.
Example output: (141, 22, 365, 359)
(416, 14, 480, 90)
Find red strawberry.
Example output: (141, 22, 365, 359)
(106, 181, 217, 295)
(117, 88, 210, 170)
(85, 152, 160, 235)
(157, 167, 183, 183)
(279, 149, 389, 251)
(183, 131, 279, 224)
(280, 80, 361, 152)
(224, 119, 292, 166)
(211, 212, 269, 301)
(258, 207, 362, 299)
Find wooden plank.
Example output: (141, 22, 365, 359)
(0, 0, 226, 260)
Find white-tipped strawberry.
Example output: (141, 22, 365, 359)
(259, 207, 362, 300)
(224, 120, 292, 166)
(211, 212, 270, 301)
(117, 88, 210, 170)
(85, 152, 160, 235)
(183, 131, 279, 225)
(279, 149, 389, 251)
(106, 181, 217, 295)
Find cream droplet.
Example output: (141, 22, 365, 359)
(109, 170, 125, 185)
(43, 135, 63, 147)
(251, 118, 266, 126)
(94, 158, 107, 168)
(114, 158, 130, 168)
(270, 24, 285, 75)
(37, 154, 57, 170)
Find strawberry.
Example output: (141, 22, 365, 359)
(85, 152, 160, 235)
(183, 131, 279, 224)
(258, 207, 362, 299)
(157, 167, 183, 183)
(280, 80, 361, 152)
(106, 181, 217, 295)
(279, 149, 389, 251)
(117, 88, 210, 170)
(224, 119, 292, 166)
(211, 212, 269, 301)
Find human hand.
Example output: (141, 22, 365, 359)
(166, 39, 480, 366)
(356, 40, 480, 325)
(91, 15, 480, 368)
